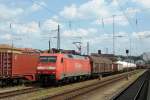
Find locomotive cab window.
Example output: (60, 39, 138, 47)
(68, 54, 73, 58)
(40, 56, 57, 63)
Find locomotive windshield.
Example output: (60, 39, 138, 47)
(40, 56, 57, 63)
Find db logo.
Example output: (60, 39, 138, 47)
(75, 63, 82, 69)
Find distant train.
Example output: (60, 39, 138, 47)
(36, 53, 137, 85)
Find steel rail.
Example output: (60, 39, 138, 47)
(0, 70, 140, 99)
(0, 87, 42, 99)
(41, 71, 138, 100)
(133, 79, 146, 100)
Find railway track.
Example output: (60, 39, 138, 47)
(41, 70, 140, 100)
(112, 70, 150, 100)
(0, 87, 42, 99)
(0, 70, 142, 100)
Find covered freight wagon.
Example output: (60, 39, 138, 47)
(37, 53, 91, 84)
(113, 61, 137, 72)
(112, 63, 124, 72)
(0, 52, 39, 85)
(89, 56, 113, 77)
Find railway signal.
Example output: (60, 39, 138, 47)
(126, 49, 129, 54)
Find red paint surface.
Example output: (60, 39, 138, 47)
(37, 53, 91, 80)
(0, 52, 39, 81)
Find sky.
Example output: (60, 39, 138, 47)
(0, 0, 150, 56)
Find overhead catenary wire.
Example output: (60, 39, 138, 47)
(115, 0, 140, 57)
(8, 0, 143, 27)
(3, 0, 150, 29)
(30, 0, 58, 16)
(5, 6, 147, 33)
(117, 1, 150, 56)
(2, 0, 150, 55)
(115, 0, 137, 32)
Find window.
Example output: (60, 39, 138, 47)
(68, 54, 73, 58)
(40, 56, 57, 63)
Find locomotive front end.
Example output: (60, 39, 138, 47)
(37, 54, 58, 84)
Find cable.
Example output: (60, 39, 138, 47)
(116, 0, 137, 32)
(30, 0, 58, 15)
(115, 0, 142, 56)
(29, 0, 144, 25)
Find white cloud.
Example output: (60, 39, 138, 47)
(133, 0, 150, 8)
(0, 18, 61, 43)
(79, 0, 110, 18)
(0, 21, 41, 47)
(94, 15, 128, 26)
(12, 21, 40, 35)
(60, 4, 80, 19)
(94, 7, 141, 26)
(60, 0, 116, 20)
(115, 16, 129, 26)
(31, 3, 41, 11)
(0, 1, 47, 21)
(117, 32, 128, 37)
(62, 28, 97, 37)
(0, 4, 24, 21)
(125, 7, 140, 14)
(124, 7, 140, 19)
(111, 0, 118, 6)
(133, 31, 150, 39)
(1, 34, 12, 40)
(31, 1, 46, 12)
(42, 19, 60, 31)
(60, 0, 135, 26)
(60, 0, 145, 29)
(52, 15, 59, 20)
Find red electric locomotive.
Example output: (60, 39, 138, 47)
(37, 53, 91, 85)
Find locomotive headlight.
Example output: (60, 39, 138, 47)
(37, 66, 56, 70)
(37, 66, 44, 70)
(48, 66, 56, 70)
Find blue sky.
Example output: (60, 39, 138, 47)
(0, 0, 150, 56)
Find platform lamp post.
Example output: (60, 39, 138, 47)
(126, 49, 129, 80)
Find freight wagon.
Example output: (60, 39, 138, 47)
(89, 56, 113, 78)
(113, 61, 137, 72)
(112, 63, 124, 72)
(0, 52, 39, 86)
(37, 53, 91, 85)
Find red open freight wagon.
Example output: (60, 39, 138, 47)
(0, 52, 39, 83)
